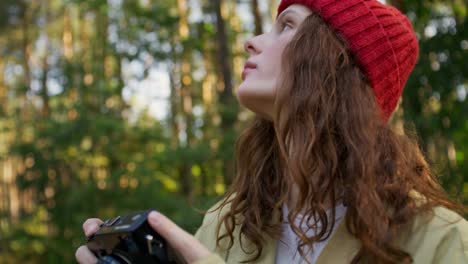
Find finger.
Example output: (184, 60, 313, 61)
(82, 218, 103, 237)
(75, 245, 98, 264)
(148, 211, 211, 263)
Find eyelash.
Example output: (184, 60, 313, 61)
(280, 20, 292, 32)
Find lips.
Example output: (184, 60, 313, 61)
(242, 61, 257, 81)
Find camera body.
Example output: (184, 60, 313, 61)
(86, 209, 180, 264)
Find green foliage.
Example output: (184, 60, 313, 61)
(401, 2, 468, 200)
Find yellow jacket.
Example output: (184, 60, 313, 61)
(193, 199, 468, 264)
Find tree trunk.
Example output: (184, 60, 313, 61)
(269, 0, 278, 21)
(177, 0, 194, 201)
(388, 0, 405, 12)
(214, 0, 237, 187)
(0, 60, 5, 112)
(40, 1, 50, 117)
(62, 7, 74, 60)
(22, 4, 32, 89)
(20, 2, 33, 123)
(252, 0, 263, 35)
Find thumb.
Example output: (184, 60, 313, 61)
(148, 211, 211, 263)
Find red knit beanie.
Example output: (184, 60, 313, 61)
(277, 0, 419, 122)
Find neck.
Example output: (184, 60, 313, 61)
(286, 183, 338, 212)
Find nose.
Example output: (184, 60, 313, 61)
(244, 35, 260, 55)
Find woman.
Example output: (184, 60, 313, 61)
(76, 0, 468, 263)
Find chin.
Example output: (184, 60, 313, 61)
(237, 97, 274, 121)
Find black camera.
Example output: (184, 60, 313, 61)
(86, 209, 183, 264)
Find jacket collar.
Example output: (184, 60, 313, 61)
(221, 206, 360, 263)
(314, 219, 361, 263)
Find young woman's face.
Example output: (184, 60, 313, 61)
(237, 4, 312, 120)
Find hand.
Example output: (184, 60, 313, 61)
(147, 211, 212, 263)
(75, 218, 103, 264)
(75, 211, 212, 264)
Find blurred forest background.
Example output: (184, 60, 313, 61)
(0, 0, 466, 263)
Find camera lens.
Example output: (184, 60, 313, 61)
(97, 255, 123, 264)
(97, 253, 132, 264)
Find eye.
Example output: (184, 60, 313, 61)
(279, 20, 292, 32)
(279, 20, 293, 32)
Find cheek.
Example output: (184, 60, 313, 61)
(261, 43, 288, 78)
(244, 37, 291, 87)
(236, 33, 294, 113)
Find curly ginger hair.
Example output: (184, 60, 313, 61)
(206, 13, 463, 264)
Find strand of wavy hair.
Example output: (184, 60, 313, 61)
(204, 13, 464, 264)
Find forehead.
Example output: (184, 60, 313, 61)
(277, 4, 312, 19)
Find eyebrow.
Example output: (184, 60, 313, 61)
(277, 10, 297, 21)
